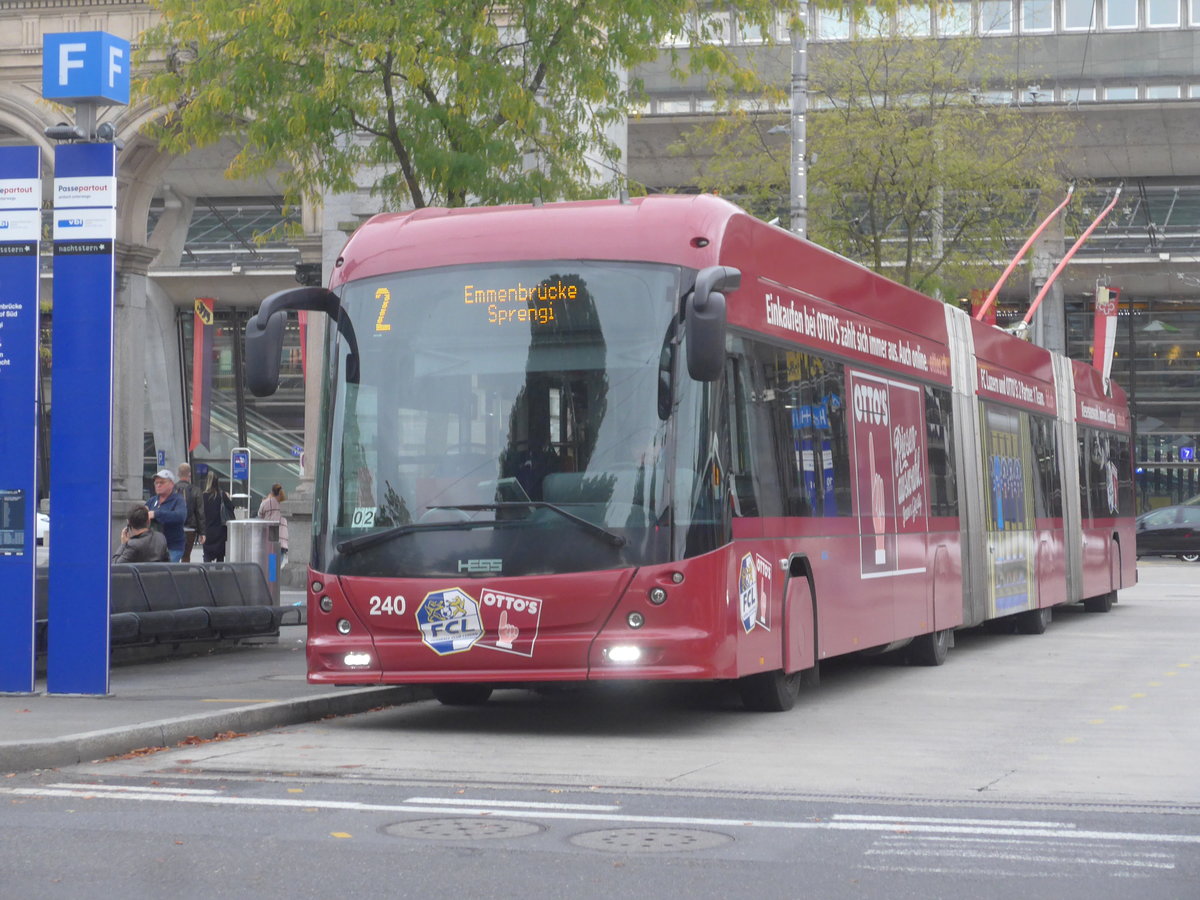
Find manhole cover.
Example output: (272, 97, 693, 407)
(384, 817, 543, 841)
(570, 827, 732, 853)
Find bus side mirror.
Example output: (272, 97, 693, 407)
(245, 287, 342, 396)
(686, 265, 740, 382)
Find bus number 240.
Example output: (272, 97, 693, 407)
(369, 595, 406, 615)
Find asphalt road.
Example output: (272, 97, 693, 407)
(2, 561, 1197, 898)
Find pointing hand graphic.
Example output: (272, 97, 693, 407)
(497, 610, 520, 649)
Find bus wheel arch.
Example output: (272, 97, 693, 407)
(1085, 534, 1122, 613)
(784, 553, 819, 686)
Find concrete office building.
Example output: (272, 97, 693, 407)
(630, 2, 1200, 506)
(1, 2, 1197, 582)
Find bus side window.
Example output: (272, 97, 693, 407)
(926, 386, 960, 517)
(725, 354, 760, 517)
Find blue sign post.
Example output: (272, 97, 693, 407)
(0, 146, 43, 694)
(43, 30, 128, 695)
(46, 142, 118, 695)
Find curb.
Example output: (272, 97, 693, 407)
(0, 685, 426, 774)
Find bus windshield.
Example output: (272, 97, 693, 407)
(318, 260, 687, 578)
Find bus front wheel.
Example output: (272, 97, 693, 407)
(432, 683, 494, 706)
(738, 669, 802, 712)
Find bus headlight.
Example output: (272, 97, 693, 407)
(343, 652, 372, 667)
(648, 587, 667, 605)
(319, 596, 334, 613)
(336, 618, 352, 634)
(606, 645, 642, 663)
(627, 611, 645, 628)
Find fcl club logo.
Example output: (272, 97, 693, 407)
(739, 553, 758, 633)
(416, 588, 484, 655)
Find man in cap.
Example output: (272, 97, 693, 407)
(147, 467, 188, 562)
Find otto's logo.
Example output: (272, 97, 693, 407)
(853, 382, 890, 426)
(416, 588, 483, 655)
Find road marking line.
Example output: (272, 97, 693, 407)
(405, 796, 621, 811)
(833, 814, 1076, 829)
(5, 787, 1200, 845)
(46, 782, 219, 796)
(879, 836, 1171, 855)
(864, 846, 1174, 870)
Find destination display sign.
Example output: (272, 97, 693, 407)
(373, 277, 583, 332)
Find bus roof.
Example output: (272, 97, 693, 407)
(330, 195, 1122, 410)
(330, 194, 743, 288)
(332, 194, 950, 343)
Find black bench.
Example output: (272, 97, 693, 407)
(34, 562, 296, 653)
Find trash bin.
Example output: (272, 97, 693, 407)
(227, 518, 281, 606)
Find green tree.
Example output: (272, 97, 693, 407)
(137, 0, 847, 210)
(676, 19, 1077, 298)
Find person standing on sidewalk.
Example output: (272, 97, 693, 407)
(177, 462, 207, 562)
(202, 471, 235, 562)
(147, 468, 187, 562)
(258, 483, 290, 567)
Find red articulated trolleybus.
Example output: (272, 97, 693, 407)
(246, 195, 1136, 711)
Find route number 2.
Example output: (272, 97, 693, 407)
(375, 287, 392, 332)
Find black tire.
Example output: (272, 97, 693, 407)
(1180, 553, 1200, 563)
(738, 669, 803, 712)
(1083, 591, 1114, 613)
(908, 628, 951, 666)
(432, 683, 494, 706)
(1015, 606, 1052, 634)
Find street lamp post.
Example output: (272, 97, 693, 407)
(789, 2, 808, 239)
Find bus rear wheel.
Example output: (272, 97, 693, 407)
(908, 628, 951, 666)
(738, 669, 802, 712)
(1083, 591, 1115, 613)
(432, 683, 494, 706)
(1016, 606, 1052, 634)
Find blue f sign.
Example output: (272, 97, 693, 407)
(43, 32, 131, 105)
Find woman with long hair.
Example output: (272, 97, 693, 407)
(202, 471, 235, 562)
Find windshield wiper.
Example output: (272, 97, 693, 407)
(335, 518, 495, 555)
(437, 502, 627, 548)
(334, 501, 626, 556)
